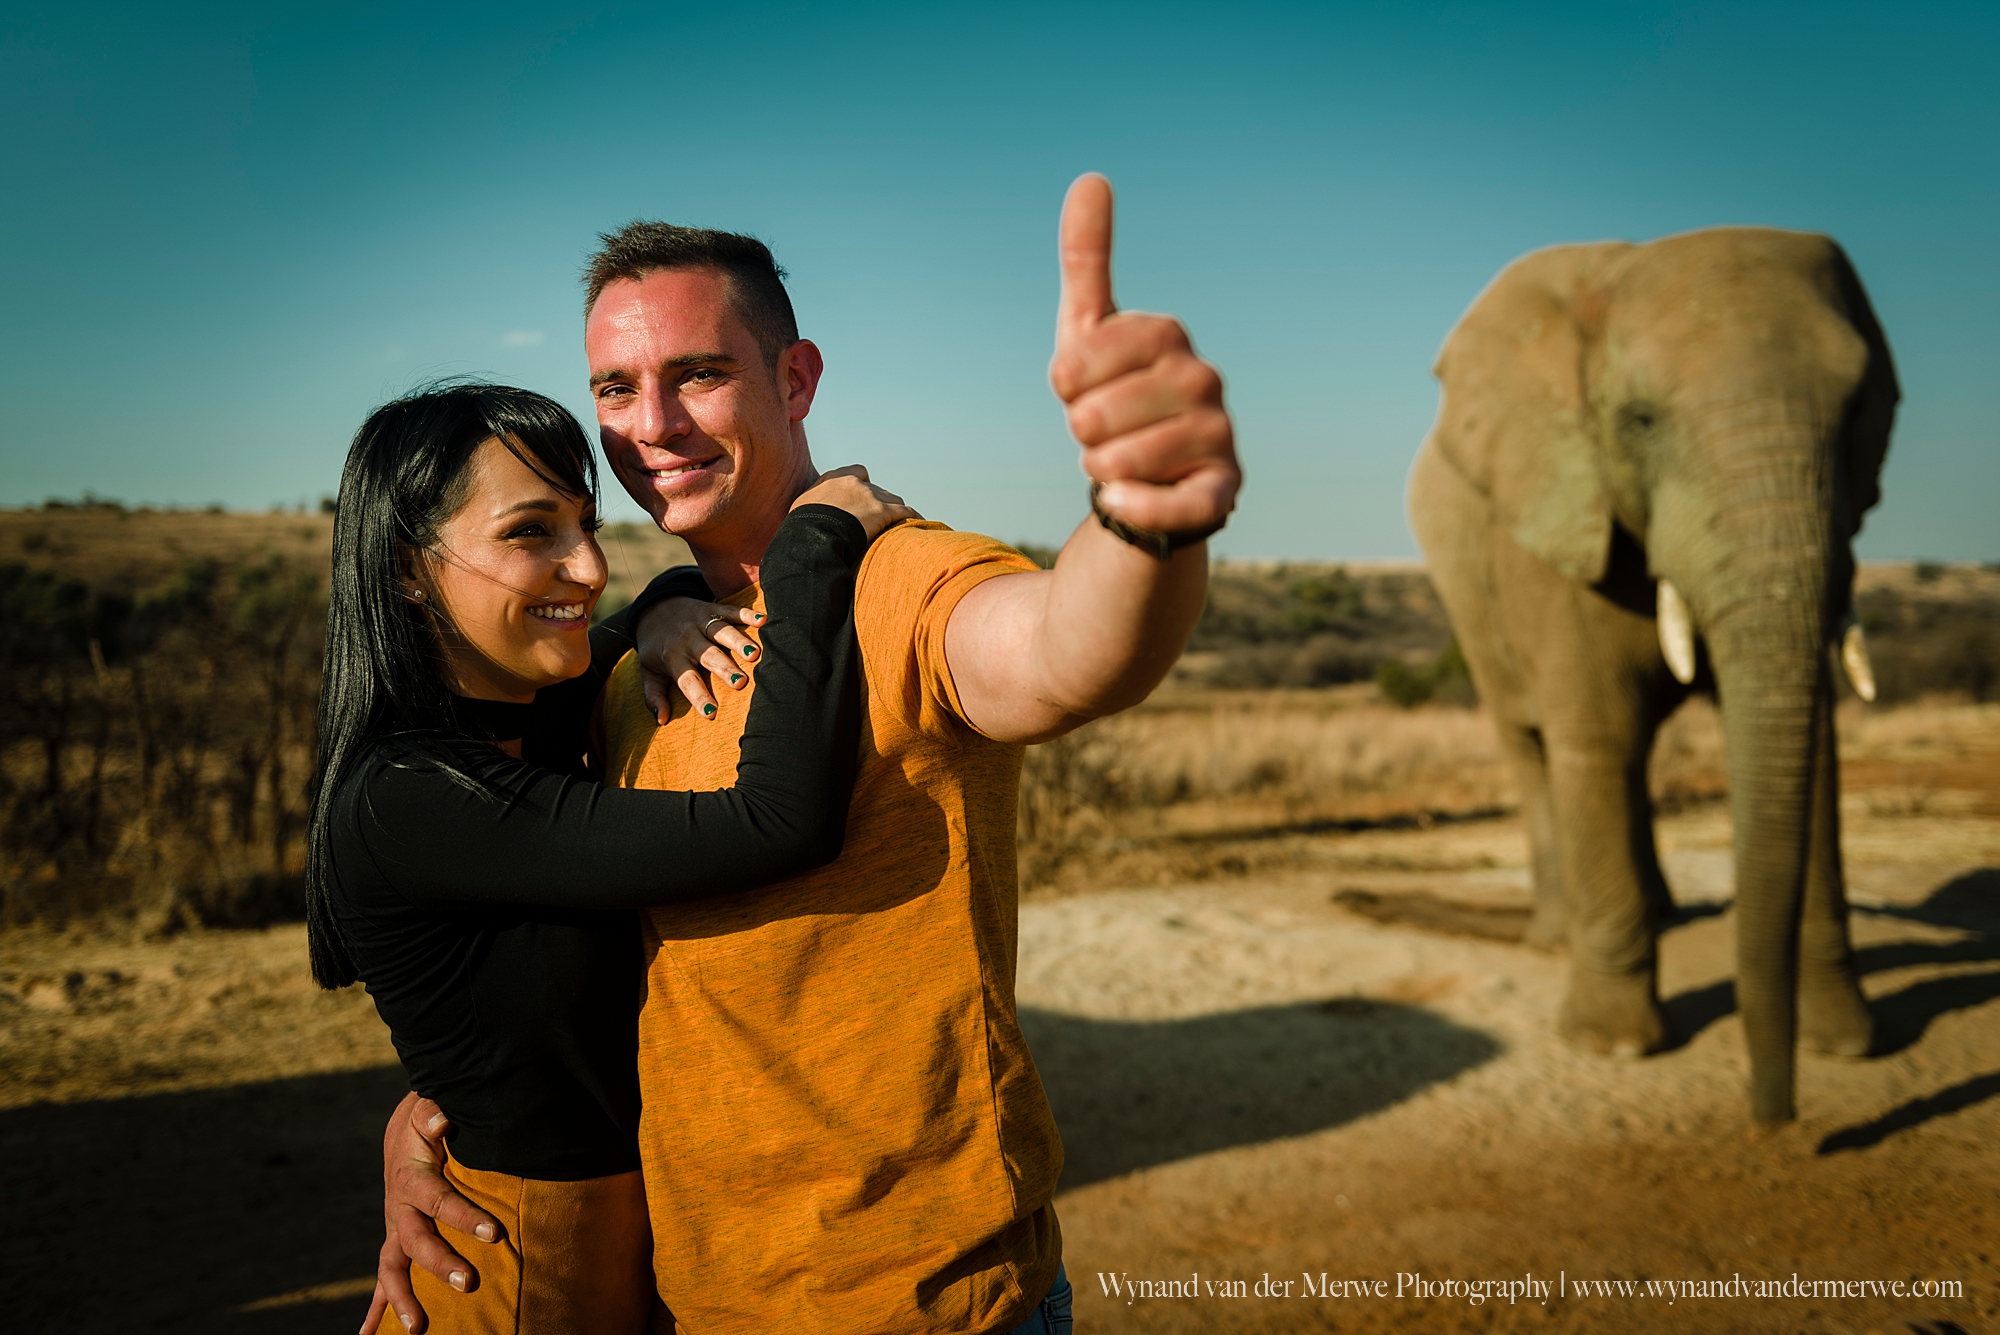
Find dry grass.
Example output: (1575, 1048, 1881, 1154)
(5, 504, 1993, 924)
(1020, 689, 1515, 891)
(1019, 689, 2000, 895)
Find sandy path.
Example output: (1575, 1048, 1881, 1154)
(1025, 816, 1999, 1334)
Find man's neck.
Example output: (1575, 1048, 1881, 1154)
(682, 464, 818, 598)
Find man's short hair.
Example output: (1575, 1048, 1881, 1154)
(583, 223, 799, 369)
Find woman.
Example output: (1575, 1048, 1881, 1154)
(308, 381, 911, 1335)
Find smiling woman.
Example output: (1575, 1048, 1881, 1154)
(305, 380, 916, 1335)
(402, 435, 610, 706)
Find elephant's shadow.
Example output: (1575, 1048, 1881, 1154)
(1661, 867, 2000, 1057)
(1021, 999, 1501, 1191)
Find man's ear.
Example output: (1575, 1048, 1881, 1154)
(1429, 242, 1628, 586)
(780, 339, 824, 423)
(1823, 242, 1898, 535)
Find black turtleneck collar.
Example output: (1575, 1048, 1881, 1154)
(451, 694, 536, 743)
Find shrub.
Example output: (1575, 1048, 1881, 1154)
(0, 554, 324, 930)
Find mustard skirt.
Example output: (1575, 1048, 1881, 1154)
(380, 1146, 657, 1335)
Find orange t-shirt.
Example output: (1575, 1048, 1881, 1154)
(597, 522, 1062, 1335)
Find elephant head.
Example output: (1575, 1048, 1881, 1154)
(1428, 228, 1899, 1123)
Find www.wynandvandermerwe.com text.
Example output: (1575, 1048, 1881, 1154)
(1094, 1271, 1966, 1307)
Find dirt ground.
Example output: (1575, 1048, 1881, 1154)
(4, 721, 1996, 1333)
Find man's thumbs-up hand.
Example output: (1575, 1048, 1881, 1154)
(1049, 173, 1240, 540)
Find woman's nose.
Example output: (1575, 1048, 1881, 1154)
(563, 532, 609, 592)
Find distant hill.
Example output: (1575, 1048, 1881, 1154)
(3, 503, 1992, 701)
(0, 504, 693, 617)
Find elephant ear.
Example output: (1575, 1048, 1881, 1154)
(1823, 241, 1899, 533)
(1429, 243, 1631, 585)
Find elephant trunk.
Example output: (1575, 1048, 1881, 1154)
(1700, 512, 1833, 1126)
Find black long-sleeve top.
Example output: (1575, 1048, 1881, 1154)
(327, 506, 864, 1179)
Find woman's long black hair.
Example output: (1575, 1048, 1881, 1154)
(306, 381, 598, 989)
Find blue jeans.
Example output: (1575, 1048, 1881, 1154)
(1003, 1265, 1072, 1335)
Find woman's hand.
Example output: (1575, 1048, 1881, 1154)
(794, 464, 920, 542)
(634, 598, 765, 723)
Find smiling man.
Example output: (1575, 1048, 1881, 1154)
(377, 175, 1240, 1335)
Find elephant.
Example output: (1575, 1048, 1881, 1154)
(1406, 227, 1898, 1126)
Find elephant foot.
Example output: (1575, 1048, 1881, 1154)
(1799, 971, 1874, 1058)
(1559, 970, 1666, 1057)
(1749, 1063, 1797, 1127)
(1745, 1113, 1795, 1139)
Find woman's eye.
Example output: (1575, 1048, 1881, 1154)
(582, 515, 605, 533)
(506, 524, 550, 540)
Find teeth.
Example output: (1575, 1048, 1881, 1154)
(529, 604, 584, 622)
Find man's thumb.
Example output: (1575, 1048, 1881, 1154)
(1056, 173, 1115, 342)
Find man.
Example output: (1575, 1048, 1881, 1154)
(373, 175, 1239, 1333)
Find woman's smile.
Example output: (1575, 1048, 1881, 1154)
(526, 600, 591, 629)
(411, 436, 609, 699)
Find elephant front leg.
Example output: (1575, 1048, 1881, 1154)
(1498, 723, 1567, 949)
(1797, 686, 1873, 1057)
(1548, 748, 1668, 1056)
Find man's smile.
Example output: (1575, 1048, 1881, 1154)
(643, 458, 720, 486)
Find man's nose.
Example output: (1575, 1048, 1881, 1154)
(631, 380, 692, 448)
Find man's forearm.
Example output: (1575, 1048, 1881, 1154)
(948, 516, 1208, 743)
(1038, 516, 1208, 714)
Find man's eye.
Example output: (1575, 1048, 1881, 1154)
(597, 384, 633, 400)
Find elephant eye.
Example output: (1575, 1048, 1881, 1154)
(1619, 404, 1660, 433)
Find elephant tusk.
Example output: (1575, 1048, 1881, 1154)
(1840, 616, 1878, 703)
(1657, 580, 1697, 684)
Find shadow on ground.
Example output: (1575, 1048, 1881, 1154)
(1818, 1069, 2000, 1154)
(4, 1005, 1502, 1328)
(1660, 868, 2000, 1059)
(0, 1065, 408, 1335)
(1023, 999, 1502, 1192)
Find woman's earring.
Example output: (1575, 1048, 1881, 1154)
(407, 587, 428, 604)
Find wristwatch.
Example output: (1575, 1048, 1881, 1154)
(1089, 482, 1227, 562)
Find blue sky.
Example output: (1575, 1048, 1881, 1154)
(2, 1, 1994, 559)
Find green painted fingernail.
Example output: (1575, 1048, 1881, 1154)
(740, 645, 756, 657)
(702, 703, 716, 718)
(729, 673, 744, 685)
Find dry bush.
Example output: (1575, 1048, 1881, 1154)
(1851, 563, 2000, 704)
(0, 506, 690, 934)
(0, 554, 323, 931)
(1019, 695, 1511, 887)
(1838, 697, 2000, 760)
(1648, 697, 1729, 813)
(1174, 562, 1453, 689)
